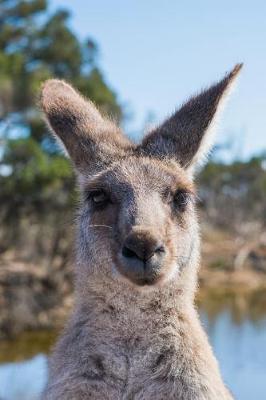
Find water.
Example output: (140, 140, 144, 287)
(202, 312, 266, 399)
(1, 294, 266, 400)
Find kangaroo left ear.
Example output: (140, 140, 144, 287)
(140, 64, 243, 172)
(40, 79, 132, 175)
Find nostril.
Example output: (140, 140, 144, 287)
(122, 246, 139, 259)
(145, 244, 165, 260)
(155, 245, 165, 254)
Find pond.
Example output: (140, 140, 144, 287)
(1, 290, 266, 400)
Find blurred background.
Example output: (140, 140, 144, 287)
(0, 1, 265, 399)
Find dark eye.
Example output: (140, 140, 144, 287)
(173, 190, 189, 211)
(89, 190, 110, 208)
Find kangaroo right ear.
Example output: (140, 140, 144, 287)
(40, 80, 131, 174)
(140, 64, 243, 173)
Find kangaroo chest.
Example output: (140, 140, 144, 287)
(82, 327, 182, 391)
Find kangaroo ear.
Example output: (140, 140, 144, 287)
(40, 79, 131, 174)
(140, 64, 243, 172)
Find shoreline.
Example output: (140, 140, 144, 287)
(0, 255, 266, 341)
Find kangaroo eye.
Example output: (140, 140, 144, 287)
(89, 190, 110, 207)
(173, 190, 189, 211)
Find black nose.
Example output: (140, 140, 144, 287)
(122, 233, 165, 262)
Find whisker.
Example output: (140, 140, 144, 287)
(172, 255, 190, 262)
(88, 224, 113, 229)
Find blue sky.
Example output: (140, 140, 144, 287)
(52, 0, 266, 159)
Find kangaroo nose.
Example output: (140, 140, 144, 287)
(122, 232, 165, 262)
(119, 229, 166, 285)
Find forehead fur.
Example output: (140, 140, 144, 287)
(82, 156, 194, 193)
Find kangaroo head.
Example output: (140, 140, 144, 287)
(41, 65, 242, 290)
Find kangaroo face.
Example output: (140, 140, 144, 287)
(78, 157, 196, 287)
(40, 64, 242, 289)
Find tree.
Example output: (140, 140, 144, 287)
(0, 0, 121, 140)
(198, 152, 266, 231)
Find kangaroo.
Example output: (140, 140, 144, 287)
(40, 64, 242, 400)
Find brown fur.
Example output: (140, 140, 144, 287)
(40, 64, 242, 399)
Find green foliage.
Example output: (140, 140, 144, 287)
(198, 153, 266, 230)
(2, 137, 73, 202)
(0, 0, 121, 125)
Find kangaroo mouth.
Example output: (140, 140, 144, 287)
(115, 261, 163, 287)
(134, 276, 159, 286)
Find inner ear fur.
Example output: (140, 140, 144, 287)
(140, 64, 243, 169)
(40, 79, 132, 174)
